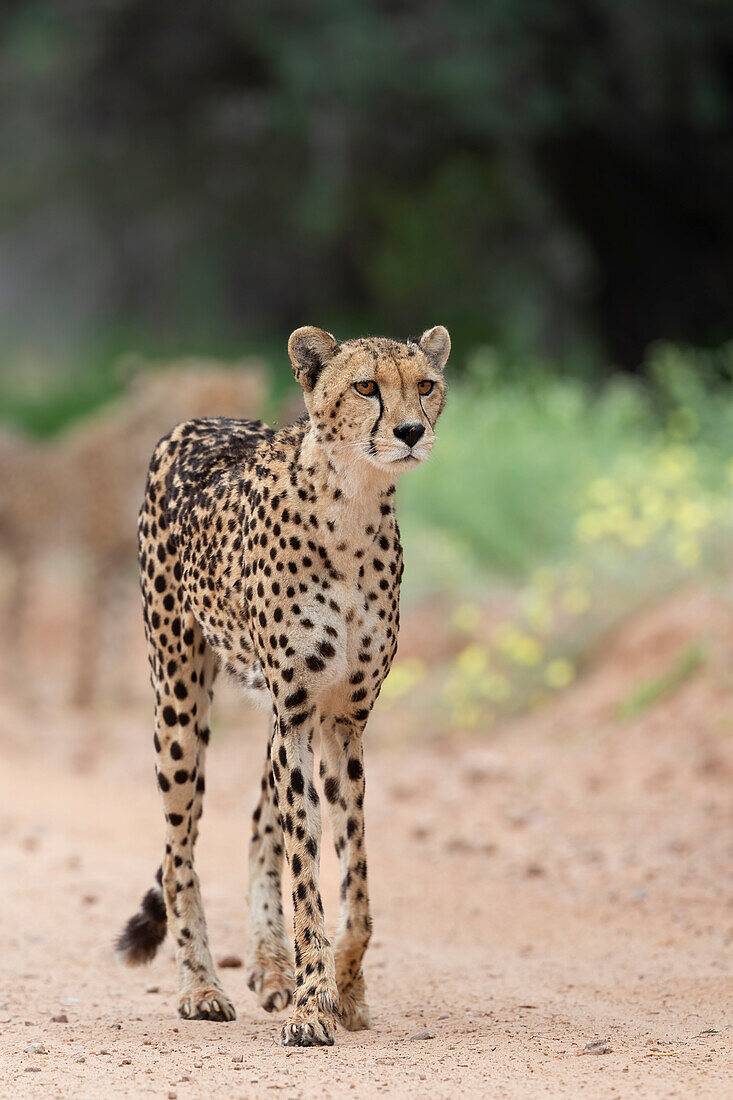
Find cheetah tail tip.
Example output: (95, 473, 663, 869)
(114, 885, 168, 966)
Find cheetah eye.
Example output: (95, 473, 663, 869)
(354, 380, 378, 397)
(417, 380, 434, 396)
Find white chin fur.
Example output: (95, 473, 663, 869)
(367, 446, 431, 472)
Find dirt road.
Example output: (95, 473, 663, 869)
(2, 591, 732, 1098)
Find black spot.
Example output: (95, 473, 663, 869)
(291, 768, 304, 795)
(347, 757, 363, 781)
(174, 680, 188, 700)
(324, 777, 340, 803)
(292, 854, 302, 876)
(162, 706, 177, 727)
(285, 686, 308, 708)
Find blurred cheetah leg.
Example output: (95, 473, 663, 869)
(3, 544, 34, 700)
(70, 552, 109, 709)
(246, 717, 294, 1013)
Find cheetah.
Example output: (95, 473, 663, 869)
(116, 325, 450, 1047)
(0, 361, 263, 706)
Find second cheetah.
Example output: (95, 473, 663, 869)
(116, 325, 451, 1046)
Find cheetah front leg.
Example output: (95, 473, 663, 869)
(246, 721, 294, 1013)
(152, 624, 235, 1022)
(320, 717, 371, 1030)
(270, 703, 338, 1047)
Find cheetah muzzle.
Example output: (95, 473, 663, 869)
(115, 325, 451, 1046)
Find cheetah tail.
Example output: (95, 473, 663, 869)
(114, 866, 167, 965)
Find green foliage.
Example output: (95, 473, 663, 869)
(398, 347, 652, 586)
(615, 644, 706, 721)
(1, 1, 732, 368)
(398, 342, 733, 591)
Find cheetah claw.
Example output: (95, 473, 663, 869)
(247, 965, 294, 1013)
(280, 1015, 335, 1047)
(179, 988, 236, 1021)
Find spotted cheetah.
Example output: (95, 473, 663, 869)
(116, 325, 450, 1047)
(0, 361, 263, 706)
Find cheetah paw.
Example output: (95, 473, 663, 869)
(247, 960, 294, 1013)
(178, 987, 236, 1022)
(280, 1012, 335, 1047)
(338, 989, 371, 1031)
(337, 971, 370, 1031)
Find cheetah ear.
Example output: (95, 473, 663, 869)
(418, 325, 451, 372)
(288, 326, 338, 392)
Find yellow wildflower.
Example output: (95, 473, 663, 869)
(544, 658, 575, 689)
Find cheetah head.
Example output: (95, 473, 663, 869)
(288, 326, 450, 476)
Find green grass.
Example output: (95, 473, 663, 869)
(398, 354, 649, 591)
(3, 336, 733, 598)
(615, 643, 706, 721)
(397, 343, 733, 594)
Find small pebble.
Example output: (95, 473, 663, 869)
(24, 1042, 47, 1055)
(75, 1056, 86, 1064)
(232, 1054, 243, 1063)
(119, 1059, 132, 1066)
(51, 1013, 68, 1023)
(99, 1047, 110, 1055)
(218, 954, 243, 969)
(582, 1039, 611, 1055)
(168, 1092, 177, 1099)
(25, 1068, 42, 1073)
(409, 1028, 435, 1041)
(145, 985, 160, 994)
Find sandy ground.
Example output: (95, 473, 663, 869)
(1, 587, 733, 1098)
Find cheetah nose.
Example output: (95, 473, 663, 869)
(393, 422, 425, 448)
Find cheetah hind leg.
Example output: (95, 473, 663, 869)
(246, 725, 294, 1013)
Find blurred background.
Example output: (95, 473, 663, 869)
(2, 0, 733, 726)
